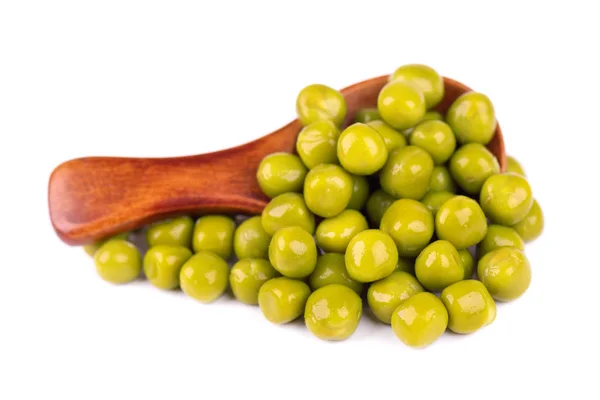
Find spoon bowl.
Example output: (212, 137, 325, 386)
(48, 75, 505, 245)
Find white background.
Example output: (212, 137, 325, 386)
(1, 1, 599, 399)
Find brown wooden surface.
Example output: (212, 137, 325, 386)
(48, 75, 505, 245)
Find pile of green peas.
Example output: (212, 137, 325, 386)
(84, 64, 544, 348)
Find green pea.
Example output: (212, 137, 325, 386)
(143, 245, 192, 290)
(337, 123, 388, 175)
(303, 164, 353, 218)
(389, 64, 444, 109)
(378, 81, 426, 130)
(428, 166, 457, 193)
(268, 226, 317, 279)
(478, 247, 532, 302)
(258, 277, 311, 324)
(449, 143, 500, 195)
(366, 120, 407, 152)
(315, 209, 369, 254)
(379, 145, 434, 200)
(234, 216, 271, 260)
(261, 193, 315, 236)
(435, 195, 488, 249)
(506, 155, 526, 177)
(458, 249, 474, 279)
(447, 92, 497, 145)
(347, 174, 370, 211)
(308, 253, 364, 294)
(421, 191, 455, 216)
(477, 225, 525, 257)
(304, 284, 362, 341)
(441, 280, 496, 334)
(256, 152, 307, 198)
(480, 173, 533, 226)
(511, 199, 544, 242)
(192, 215, 235, 259)
(84, 232, 129, 257)
(354, 108, 381, 123)
(365, 189, 396, 227)
(345, 229, 398, 283)
(367, 271, 424, 324)
(146, 216, 193, 248)
(94, 239, 141, 284)
(296, 84, 346, 127)
(296, 120, 340, 169)
(229, 259, 280, 305)
(415, 239, 464, 292)
(410, 120, 456, 165)
(391, 292, 448, 348)
(180, 251, 229, 303)
(380, 199, 434, 257)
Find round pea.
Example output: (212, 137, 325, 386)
(303, 164, 353, 218)
(347, 174, 370, 211)
(84, 232, 129, 257)
(268, 226, 317, 279)
(410, 120, 456, 165)
(367, 271, 424, 324)
(478, 225, 525, 257)
(308, 253, 364, 294)
(94, 239, 142, 284)
(421, 110, 444, 122)
(506, 155, 526, 177)
(354, 108, 380, 123)
(441, 279, 497, 334)
(315, 210, 369, 254)
(143, 245, 192, 290)
(146, 216, 194, 248)
(429, 166, 457, 193)
(261, 193, 315, 236)
(458, 249, 474, 279)
(337, 123, 388, 175)
(258, 277, 311, 324)
(511, 199, 544, 242)
(180, 251, 229, 303)
(192, 215, 235, 259)
(480, 173, 534, 226)
(421, 191, 455, 216)
(377, 81, 426, 130)
(449, 143, 500, 194)
(379, 145, 434, 200)
(478, 247, 532, 302)
(391, 292, 448, 348)
(296, 84, 346, 127)
(366, 120, 407, 152)
(345, 229, 398, 283)
(365, 189, 396, 226)
(435, 195, 488, 249)
(304, 284, 362, 341)
(380, 199, 434, 257)
(234, 216, 271, 260)
(447, 92, 497, 145)
(256, 152, 307, 198)
(229, 258, 280, 305)
(415, 240, 464, 292)
(296, 120, 340, 169)
(389, 64, 444, 109)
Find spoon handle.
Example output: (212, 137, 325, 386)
(48, 123, 298, 245)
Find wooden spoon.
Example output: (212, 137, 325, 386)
(48, 75, 506, 246)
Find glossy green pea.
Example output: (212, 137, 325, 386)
(389, 64, 444, 109)
(179, 251, 228, 303)
(192, 215, 235, 259)
(337, 123, 388, 175)
(296, 120, 340, 169)
(365, 189, 396, 226)
(396, 258, 415, 274)
(410, 120, 456, 165)
(84, 232, 129, 257)
(143, 245, 192, 290)
(303, 164, 353, 218)
(380, 199, 434, 257)
(421, 110, 443, 122)
(429, 166, 457, 193)
(258, 277, 311, 324)
(421, 191, 455, 216)
(261, 193, 315, 236)
(435, 195, 488, 249)
(234, 216, 271, 260)
(478, 247, 532, 302)
(308, 253, 364, 294)
(296, 84, 346, 127)
(146, 216, 193, 248)
(268, 226, 317, 278)
(347, 175, 370, 211)
(478, 225, 525, 257)
(506, 155, 526, 177)
(511, 199, 544, 242)
(256, 152, 307, 198)
(229, 258, 280, 305)
(379, 145, 434, 200)
(480, 173, 534, 225)
(449, 143, 500, 194)
(441, 280, 496, 334)
(391, 292, 448, 348)
(367, 271, 424, 324)
(458, 249, 474, 279)
(415, 240, 464, 292)
(354, 108, 381, 123)
(304, 284, 362, 341)
(345, 229, 398, 283)
(94, 239, 142, 284)
(377, 81, 426, 130)
(316, 209, 369, 254)
(366, 120, 407, 152)
(447, 92, 497, 145)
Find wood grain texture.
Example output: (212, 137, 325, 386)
(48, 75, 505, 245)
